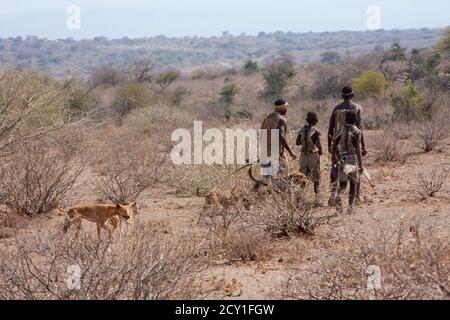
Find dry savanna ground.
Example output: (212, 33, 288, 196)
(0, 32, 450, 299)
(0, 122, 449, 300)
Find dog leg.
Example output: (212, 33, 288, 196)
(96, 223, 102, 240)
(72, 215, 82, 238)
(63, 216, 71, 233)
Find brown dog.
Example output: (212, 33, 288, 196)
(198, 186, 251, 210)
(248, 164, 309, 189)
(58, 202, 138, 239)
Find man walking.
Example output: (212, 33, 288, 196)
(328, 86, 367, 206)
(331, 111, 364, 214)
(253, 99, 296, 192)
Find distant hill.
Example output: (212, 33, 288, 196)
(0, 28, 444, 78)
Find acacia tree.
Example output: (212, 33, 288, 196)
(262, 55, 296, 100)
(219, 81, 240, 118)
(320, 51, 341, 65)
(129, 58, 158, 83)
(154, 70, 181, 92)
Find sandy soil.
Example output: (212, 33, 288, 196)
(1, 134, 449, 300)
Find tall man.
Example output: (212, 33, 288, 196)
(327, 86, 367, 206)
(332, 111, 364, 214)
(253, 99, 296, 192)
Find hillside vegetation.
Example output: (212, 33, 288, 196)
(0, 28, 443, 78)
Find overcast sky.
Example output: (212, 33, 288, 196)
(0, 0, 449, 39)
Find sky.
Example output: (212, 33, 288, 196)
(0, 0, 449, 39)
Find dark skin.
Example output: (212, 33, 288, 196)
(328, 96, 368, 157)
(332, 124, 364, 207)
(296, 119, 323, 156)
(297, 119, 322, 195)
(278, 109, 297, 160)
(251, 107, 295, 193)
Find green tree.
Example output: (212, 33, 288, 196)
(380, 42, 407, 70)
(352, 70, 387, 98)
(320, 51, 341, 65)
(219, 81, 240, 118)
(242, 59, 259, 74)
(262, 56, 296, 100)
(65, 80, 99, 122)
(113, 83, 151, 121)
(220, 81, 240, 106)
(155, 70, 181, 92)
(391, 82, 424, 122)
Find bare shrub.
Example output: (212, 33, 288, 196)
(90, 65, 125, 87)
(92, 130, 167, 204)
(392, 123, 414, 140)
(0, 143, 83, 217)
(0, 70, 66, 154)
(0, 224, 207, 300)
(223, 229, 271, 262)
(200, 205, 271, 262)
(199, 205, 244, 239)
(251, 179, 325, 237)
(415, 118, 449, 152)
(372, 133, 404, 162)
(285, 225, 449, 300)
(173, 164, 250, 197)
(125, 104, 193, 142)
(414, 167, 448, 199)
(129, 58, 158, 83)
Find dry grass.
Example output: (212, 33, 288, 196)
(415, 118, 449, 153)
(413, 167, 449, 199)
(285, 224, 449, 300)
(0, 222, 208, 300)
(91, 129, 167, 204)
(0, 143, 83, 217)
(372, 133, 405, 163)
(250, 178, 328, 237)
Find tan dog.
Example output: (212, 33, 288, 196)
(198, 187, 251, 210)
(248, 165, 309, 190)
(58, 202, 138, 239)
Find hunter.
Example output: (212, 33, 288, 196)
(296, 112, 323, 204)
(327, 86, 367, 206)
(253, 99, 296, 192)
(331, 111, 364, 214)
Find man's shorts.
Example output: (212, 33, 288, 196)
(338, 154, 359, 183)
(299, 152, 321, 182)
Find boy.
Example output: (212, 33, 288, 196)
(331, 111, 364, 214)
(296, 112, 323, 203)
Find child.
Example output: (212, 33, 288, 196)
(296, 112, 323, 203)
